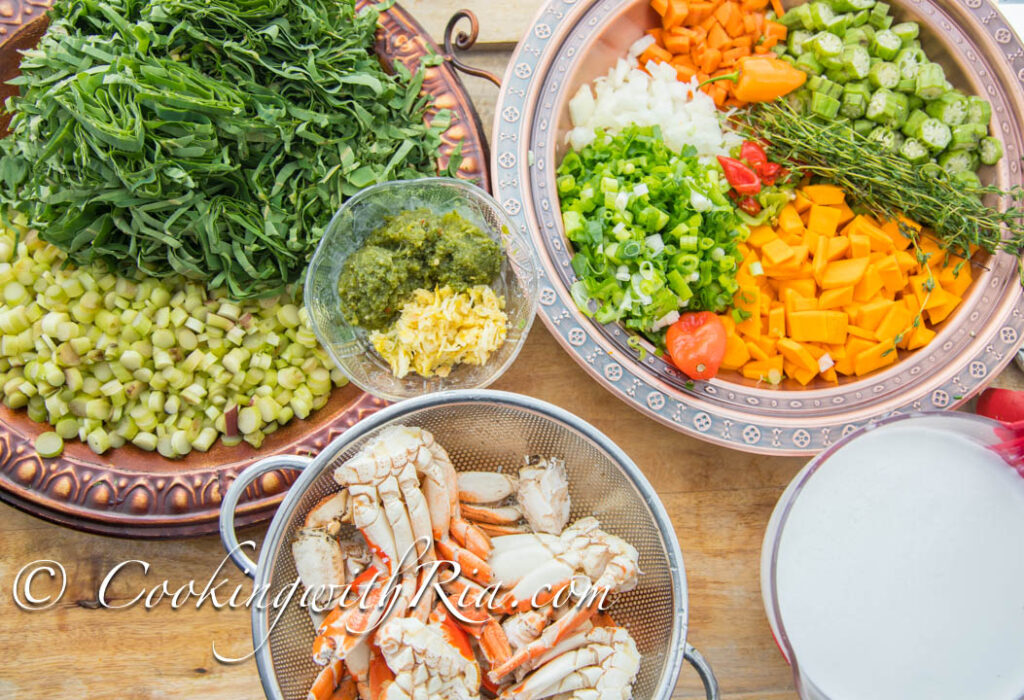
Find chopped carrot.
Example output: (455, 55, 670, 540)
(647, 0, 790, 107)
(764, 20, 787, 39)
(662, 0, 690, 29)
(707, 22, 729, 49)
(701, 47, 722, 73)
(769, 0, 785, 17)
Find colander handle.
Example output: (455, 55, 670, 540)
(219, 455, 313, 578)
(684, 643, 720, 700)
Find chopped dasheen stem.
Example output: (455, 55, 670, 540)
(35, 431, 64, 458)
(0, 227, 346, 458)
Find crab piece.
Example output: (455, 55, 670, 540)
(487, 518, 640, 680)
(498, 627, 640, 700)
(345, 640, 372, 700)
(293, 529, 348, 611)
(305, 492, 351, 534)
(376, 616, 482, 700)
(313, 566, 390, 665)
(517, 457, 570, 535)
(338, 539, 372, 584)
(307, 659, 348, 700)
(458, 471, 518, 504)
(461, 503, 524, 526)
(474, 522, 530, 538)
(502, 606, 556, 651)
(440, 593, 513, 669)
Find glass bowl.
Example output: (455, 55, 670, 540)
(304, 177, 539, 401)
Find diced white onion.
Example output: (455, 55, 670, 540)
(564, 54, 741, 158)
(818, 353, 835, 373)
(628, 35, 656, 58)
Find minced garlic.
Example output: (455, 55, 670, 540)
(370, 285, 507, 379)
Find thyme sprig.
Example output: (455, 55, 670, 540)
(740, 101, 1024, 267)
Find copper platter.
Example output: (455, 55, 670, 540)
(0, 0, 490, 537)
(492, 0, 1024, 455)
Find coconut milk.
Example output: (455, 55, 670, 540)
(771, 423, 1024, 699)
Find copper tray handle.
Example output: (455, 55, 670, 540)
(443, 9, 501, 87)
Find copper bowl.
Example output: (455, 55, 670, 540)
(0, 0, 490, 536)
(491, 0, 1024, 454)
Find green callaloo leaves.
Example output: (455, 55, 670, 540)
(0, 0, 457, 299)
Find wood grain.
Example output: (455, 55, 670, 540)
(2, 1, 1023, 697)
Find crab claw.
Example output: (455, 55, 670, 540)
(436, 538, 493, 586)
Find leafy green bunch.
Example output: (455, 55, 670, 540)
(0, 0, 456, 299)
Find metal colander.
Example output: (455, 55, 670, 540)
(221, 390, 717, 699)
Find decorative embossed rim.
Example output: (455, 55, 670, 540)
(0, 0, 490, 537)
(492, 0, 1024, 455)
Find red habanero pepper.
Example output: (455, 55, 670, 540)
(740, 141, 768, 171)
(717, 155, 761, 195)
(737, 196, 762, 216)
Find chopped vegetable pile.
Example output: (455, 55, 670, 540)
(0, 222, 345, 458)
(0, 0, 453, 300)
(772, 0, 1000, 181)
(721, 184, 969, 384)
(557, 125, 747, 346)
(643, 0, 795, 107)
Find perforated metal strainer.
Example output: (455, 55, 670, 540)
(220, 390, 718, 699)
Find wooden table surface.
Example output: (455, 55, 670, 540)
(2, 2, 1022, 698)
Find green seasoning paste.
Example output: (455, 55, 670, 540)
(338, 208, 502, 330)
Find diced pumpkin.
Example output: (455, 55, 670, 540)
(745, 339, 769, 361)
(875, 255, 905, 294)
(938, 264, 972, 298)
(852, 263, 884, 302)
(778, 338, 818, 373)
(821, 257, 869, 289)
(880, 220, 913, 250)
(818, 285, 854, 310)
(849, 233, 871, 259)
(741, 356, 784, 382)
(895, 250, 918, 273)
(807, 205, 841, 237)
(778, 205, 804, 238)
(794, 190, 812, 212)
(826, 237, 850, 262)
(762, 237, 794, 266)
(846, 325, 876, 340)
(853, 298, 895, 331)
(898, 322, 936, 351)
(874, 304, 913, 342)
(721, 333, 751, 369)
(768, 306, 786, 338)
(801, 185, 846, 206)
(788, 310, 848, 344)
(784, 361, 818, 386)
(777, 278, 816, 299)
(927, 295, 962, 325)
(854, 340, 898, 376)
(747, 225, 777, 248)
(908, 274, 951, 311)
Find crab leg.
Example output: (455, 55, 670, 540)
(461, 503, 523, 526)
(442, 594, 513, 668)
(436, 537, 493, 586)
(313, 568, 389, 665)
(345, 640, 371, 700)
(307, 659, 346, 700)
(348, 485, 399, 574)
(367, 644, 394, 699)
(457, 471, 518, 504)
(488, 594, 604, 682)
(474, 522, 529, 538)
